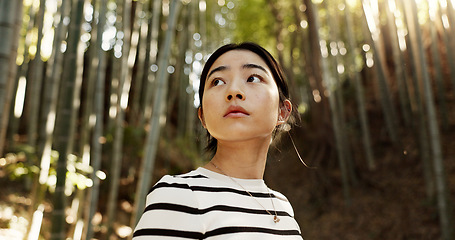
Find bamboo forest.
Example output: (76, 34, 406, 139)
(0, 0, 454, 239)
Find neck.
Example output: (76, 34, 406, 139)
(204, 137, 271, 179)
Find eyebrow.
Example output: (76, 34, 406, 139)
(207, 65, 228, 79)
(242, 63, 269, 75)
(207, 63, 269, 79)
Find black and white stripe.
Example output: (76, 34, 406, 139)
(133, 167, 303, 240)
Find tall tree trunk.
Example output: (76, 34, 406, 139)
(302, 0, 331, 161)
(396, 0, 434, 200)
(27, 0, 46, 150)
(343, 0, 375, 170)
(50, 0, 85, 238)
(63, 0, 86, 155)
(79, 0, 99, 164)
(128, 0, 149, 125)
(24, 3, 49, 237)
(404, 0, 452, 239)
(131, 0, 181, 229)
(176, 4, 191, 139)
(445, 0, 455, 90)
(69, 0, 99, 238)
(302, 0, 328, 115)
(327, 0, 357, 187)
(429, 1, 448, 130)
(266, 0, 286, 71)
(438, 0, 455, 98)
(0, 0, 23, 156)
(84, 0, 108, 238)
(322, 0, 351, 204)
(362, 0, 399, 144)
(105, 0, 140, 238)
(385, 0, 412, 127)
(139, 0, 162, 126)
(8, 3, 36, 147)
(37, 0, 70, 188)
(185, 0, 198, 154)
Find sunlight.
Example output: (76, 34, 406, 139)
(23, 0, 33, 6)
(39, 110, 57, 185)
(45, 111, 56, 135)
(441, 0, 448, 8)
(68, 198, 79, 225)
(312, 90, 322, 103)
(330, 41, 338, 56)
(190, 71, 200, 107)
(40, 0, 58, 61)
(428, 0, 438, 21)
(96, 170, 106, 180)
(337, 64, 345, 74)
(85, 178, 93, 188)
(200, 0, 207, 12)
(29, 45, 37, 57)
(441, 14, 450, 28)
(39, 146, 51, 184)
(227, 1, 235, 9)
(397, 29, 407, 51)
(13, 77, 27, 118)
(73, 220, 84, 240)
(363, 3, 378, 39)
(388, 0, 396, 13)
(121, 89, 130, 111)
(163, 0, 170, 16)
(89, 113, 96, 128)
(366, 52, 374, 67)
(370, 0, 379, 17)
(27, 204, 44, 240)
(82, 144, 90, 166)
(41, 29, 54, 60)
(109, 93, 118, 119)
(116, 225, 133, 238)
(320, 40, 328, 58)
(48, 175, 56, 188)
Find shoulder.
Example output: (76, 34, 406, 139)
(149, 169, 209, 192)
(146, 169, 211, 203)
(134, 171, 207, 239)
(270, 189, 290, 203)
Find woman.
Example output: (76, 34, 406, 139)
(133, 42, 303, 239)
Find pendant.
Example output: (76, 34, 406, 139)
(273, 216, 280, 223)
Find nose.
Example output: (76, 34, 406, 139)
(226, 82, 245, 102)
(227, 93, 244, 101)
(226, 78, 245, 101)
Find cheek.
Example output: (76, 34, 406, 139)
(201, 93, 220, 123)
(257, 89, 281, 123)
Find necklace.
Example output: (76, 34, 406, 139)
(210, 161, 280, 223)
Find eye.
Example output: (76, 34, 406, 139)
(212, 79, 225, 86)
(247, 75, 261, 83)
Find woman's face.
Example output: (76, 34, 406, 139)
(199, 50, 285, 144)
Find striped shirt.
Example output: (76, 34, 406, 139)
(133, 167, 303, 239)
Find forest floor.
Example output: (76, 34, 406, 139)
(1, 95, 455, 239)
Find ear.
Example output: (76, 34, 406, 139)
(277, 100, 292, 126)
(198, 107, 207, 129)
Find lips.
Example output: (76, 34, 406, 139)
(224, 105, 250, 118)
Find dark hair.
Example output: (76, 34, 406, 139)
(198, 42, 296, 155)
